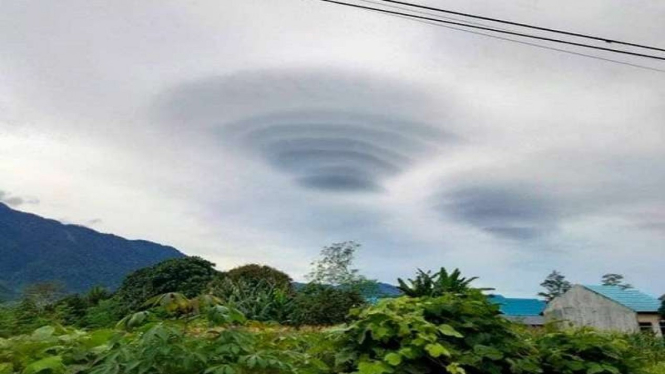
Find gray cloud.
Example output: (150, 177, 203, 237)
(438, 184, 559, 240)
(223, 111, 452, 192)
(0, 190, 39, 207)
(156, 70, 458, 192)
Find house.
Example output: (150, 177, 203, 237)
(544, 285, 663, 336)
(489, 295, 547, 326)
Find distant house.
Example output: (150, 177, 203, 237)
(490, 295, 547, 326)
(544, 285, 663, 336)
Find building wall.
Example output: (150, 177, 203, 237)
(544, 285, 639, 333)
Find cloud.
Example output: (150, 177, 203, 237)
(0, 190, 39, 207)
(438, 184, 559, 240)
(155, 69, 458, 192)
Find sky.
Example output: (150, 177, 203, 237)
(1, 0, 664, 297)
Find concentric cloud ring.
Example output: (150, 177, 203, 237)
(154, 69, 459, 192)
(222, 111, 453, 192)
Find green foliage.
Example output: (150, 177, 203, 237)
(397, 267, 487, 297)
(337, 292, 539, 374)
(307, 242, 379, 297)
(538, 270, 572, 302)
(535, 328, 641, 374)
(115, 256, 220, 311)
(290, 283, 365, 326)
(0, 318, 330, 374)
(210, 278, 294, 323)
(22, 282, 66, 311)
(80, 298, 126, 328)
(224, 264, 293, 290)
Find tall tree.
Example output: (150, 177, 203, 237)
(601, 273, 632, 289)
(22, 281, 65, 310)
(538, 270, 571, 302)
(306, 241, 378, 296)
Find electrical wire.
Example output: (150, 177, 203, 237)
(353, 0, 665, 73)
(376, 0, 665, 53)
(318, 0, 665, 61)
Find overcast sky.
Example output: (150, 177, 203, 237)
(1, 0, 664, 297)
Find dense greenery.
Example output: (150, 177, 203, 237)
(223, 264, 293, 290)
(0, 203, 183, 296)
(2, 254, 665, 374)
(397, 268, 489, 297)
(115, 256, 219, 311)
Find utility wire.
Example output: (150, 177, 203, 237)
(364, 5, 665, 74)
(376, 0, 665, 53)
(318, 0, 665, 61)
(356, 0, 665, 73)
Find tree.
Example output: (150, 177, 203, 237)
(602, 273, 633, 289)
(397, 267, 489, 297)
(538, 270, 571, 302)
(659, 298, 665, 319)
(224, 264, 293, 289)
(306, 241, 378, 296)
(115, 256, 219, 311)
(22, 281, 65, 310)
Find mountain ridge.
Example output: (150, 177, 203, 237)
(0, 203, 185, 297)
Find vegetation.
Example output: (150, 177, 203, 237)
(1, 252, 665, 374)
(397, 267, 489, 297)
(307, 241, 379, 297)
(223, 264, 293, 290)
(602, 274, 633, 289)
(538, 271, 572, 302)
(114, 256, 219, 311)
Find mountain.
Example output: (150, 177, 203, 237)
(0, 203, 185, 297)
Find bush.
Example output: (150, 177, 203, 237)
(114, 256, 219, 311)
(223, 264, 293, 290)
(535, 328, 642, 374)
(336, 292, 539, 374)
(290, 283, 365, 326)
(209, 278, 294, 324)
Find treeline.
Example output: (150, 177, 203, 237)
(0, 241, 375, 336)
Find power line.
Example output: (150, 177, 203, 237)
(355, 0, 665, 73)
(318, 0, 665, 61)
(369, 7, 665, 73)
(376, 0, 665, 53)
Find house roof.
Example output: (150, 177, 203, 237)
(489, 295, 546, 316)
(584, 285, 661, 313)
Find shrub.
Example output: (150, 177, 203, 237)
(114, 256, 219, 311)
(290, 283, 365, 326)
(210, 278, 294, 324)
(223, 264, 293, 290)
(336, 292, 539, 374)
(535, 328, 642, 374)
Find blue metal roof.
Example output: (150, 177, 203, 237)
(489, 295, 546, 316)
(584, 285, 661, 312)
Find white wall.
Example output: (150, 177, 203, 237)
(544, 285, 639, 333)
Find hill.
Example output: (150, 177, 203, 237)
(0, 203, 184, 297)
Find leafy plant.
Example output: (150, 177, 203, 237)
(114, 256, 220, 311)
(535, 328, 641, 374)
(290, 283, 365, 326)
(397, 267, 488, 297)
(336, 292, 539, 374)
(209, 278, 294, 323)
